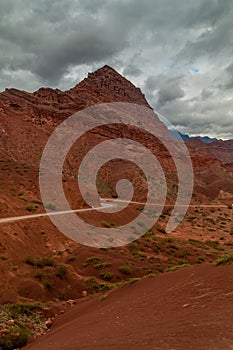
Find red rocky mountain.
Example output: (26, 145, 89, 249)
(0, 66, 232, 304)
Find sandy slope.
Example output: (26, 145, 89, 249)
(24, 263, 233, 350)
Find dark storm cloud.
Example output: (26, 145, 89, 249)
(184, 0, 231, 27)
(0, 0, 130, 84)
(201, 89, 214, 100)
(0, 0, 232, 138)
(144, 73, 186, 108)
(157, 85, 185, 107)
(123, 64, 142, 77)
(223, 63, 233, 90)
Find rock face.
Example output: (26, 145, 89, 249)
(0, 66, 154, 167)
(0, 66, 152, 166)
(0, 65, 150, 125)
(68, 65, 151, 108)
(187, 138, 233, 164)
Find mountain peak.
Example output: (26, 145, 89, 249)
(68, 65, 151, 108)
(97, 64, 119, 73)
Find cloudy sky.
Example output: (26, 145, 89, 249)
(0, 0, 232, 139)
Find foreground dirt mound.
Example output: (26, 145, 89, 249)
(24, 264, 233, 350)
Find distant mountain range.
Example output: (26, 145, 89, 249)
(169, 130, 217, 143)
(169, 129, 232, 164)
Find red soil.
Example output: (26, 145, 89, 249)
(24, 263, 233, 350)
(187, 139, 233, 165)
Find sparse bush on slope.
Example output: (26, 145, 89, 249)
(215, 252, 233, 265)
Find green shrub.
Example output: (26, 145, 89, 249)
(100, 272, 113, 281)
(42, 278, 53, 288)
(144, 273, 156, 278)
(0, 322, 31, 350)
(119, 265, 132, 275)
(179, 250, 189, 258)
(56, 250, 64, 256)
(188, 238, 202, 246)
(83, 256, 103, 267)
(24, 256, 55, 268)
(99, 294, 108, 302)
(165, 263, 191, 272)
(26, 204, 38, 212)
(100, 220, 113, 228)
(55, 265, 68, 279)
(127, 277, 140, 284)
(84, 277, 101, 292)
(0, 302, 44, 350)
(205, 240, 220, 249)
(156, 225, 166, 234)
(8, 302, 43, 318)
(18, 195, 27, 202)
(215, 253, 233, 266)
(67, 255, 76, 262)
(34, 272, 53, 288)
(94, 262, 112, 270)
(0, 254, 8, 260)
(34, 271, 53, 289)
